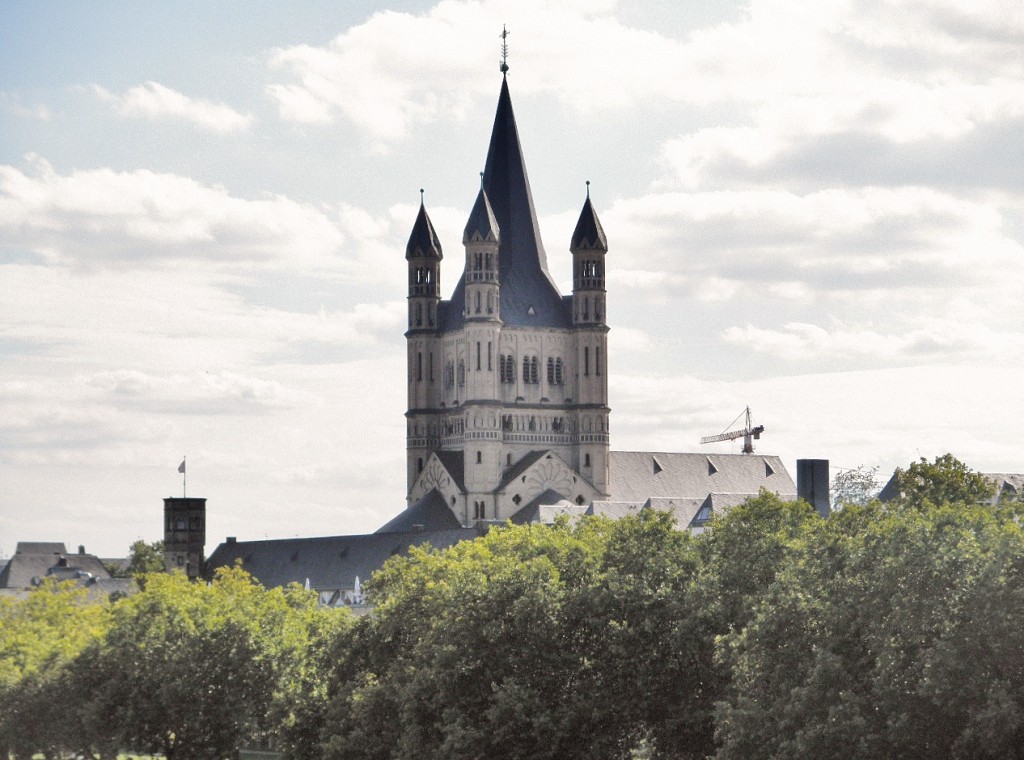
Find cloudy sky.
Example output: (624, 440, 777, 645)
(2, 0, 1022, 559)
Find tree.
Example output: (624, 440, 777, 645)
(0, 579, 111, 758)
(125, 538, 165, 577)
(71, 566, 348, 760)
(889, 453, 995, 507)
(714, 489, 1024, 758)
(831, 464, 880, 508)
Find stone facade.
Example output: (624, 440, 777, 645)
(404, 75, 609, 525)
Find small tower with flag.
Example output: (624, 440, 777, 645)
(164, 458, 206, 578)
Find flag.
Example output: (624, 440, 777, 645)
(178, 458, 186, 474)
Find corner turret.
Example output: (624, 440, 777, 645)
(463, 181, 501, 322)
(571, 182, 607, 327)
(406, 193, 442, 332)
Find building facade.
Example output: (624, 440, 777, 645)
(404, 74, 610, 526)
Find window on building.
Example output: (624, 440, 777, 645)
(596, 347, 602, 376)
(415, 303, 423, 326)
(445, 361, 455, 388)
(417, 352, 422, 382)
(476, 342, 481, 371)
(458, 360, 465, 386)
(585, 453, 591, 467)
(584, 347, 590, 376)
(476, 450, 482, 464)
(501, 355, 516, 384)
(488, 342, 492, 371)
(523, 356, 538, 384)
(547, 357, 564, 385)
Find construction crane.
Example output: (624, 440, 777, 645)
(700, 406, 765, 454)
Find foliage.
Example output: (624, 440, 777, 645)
(126, 539, 165, 577)
(830, 464, 880, 508)
(313, 514, 711, 759)
(0, 579, 111, 758)
(890, 453, 995, 507)
(1, 453, 1020, 759)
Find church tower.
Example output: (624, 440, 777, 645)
(403, 68, 609, 526)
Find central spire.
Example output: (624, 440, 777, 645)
(443, 76, 568, 329)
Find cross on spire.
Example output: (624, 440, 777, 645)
(500, 25, 510, 74)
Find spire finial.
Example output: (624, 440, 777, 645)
(479, 171, 485, 189)
(586, 180, 590, 199)
(419, 188, 425, 206)
(500, 25, 510, 74)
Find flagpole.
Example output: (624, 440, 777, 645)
(182, 456, 186, 498)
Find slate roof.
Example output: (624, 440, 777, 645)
(463, 187, 500, 244)
(0, 543, 111, 589)
(435, 450, 466, 491)
(406, 200, 443, 260)
(608, 451, 796, 504)
(989, 473, 1024, 500)
(205, 526, 483, 593)
(571, 194, 607, 251)
(509, 488, 577, 524)
(443, 77, 569, 330)
(376, 489, 463, 533)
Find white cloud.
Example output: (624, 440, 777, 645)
(721, 319, 1024, 363)
(0, 91, 52, 121)
(93, 81, 253, 133)
(0, 155, 345, 269)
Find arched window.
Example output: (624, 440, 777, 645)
(523, 356, 538, 384)
(458, 360, 465, 386)
(501, 355, 516, 384)
(476, 451, 482, 464)
(417, 457, 423, 472)
(585, 453, 591, 467)
(584, 347, 590, 376)
(546, 357, 564, 385)
(415, 303, 423, 326)
(596, 347, 602, 376)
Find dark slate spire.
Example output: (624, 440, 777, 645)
(463, 183, 500, 244)
(406, 192, 443, 260)
(571, 185, 607, 251)
(444, 77, 568, 329)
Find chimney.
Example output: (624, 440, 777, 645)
(797, 459, 831, 518)
(227, 536, 236, 544)
(78, 545, 85, 555)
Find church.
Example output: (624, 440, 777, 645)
(205, 69, 816, 602)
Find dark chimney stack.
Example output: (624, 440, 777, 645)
(797, 459, 831, 517)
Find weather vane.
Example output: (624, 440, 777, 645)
(500, 25, 510, 74)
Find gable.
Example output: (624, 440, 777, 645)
(409, 451, 465, 503)
(495, 450, 598, 507)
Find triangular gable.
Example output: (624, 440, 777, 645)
(495, 450, 600, 517)
(408, 451, 465, 504)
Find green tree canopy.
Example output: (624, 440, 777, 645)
(889, 453, 995, 507)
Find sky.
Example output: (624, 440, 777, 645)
(1, 0, 1022, 559)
